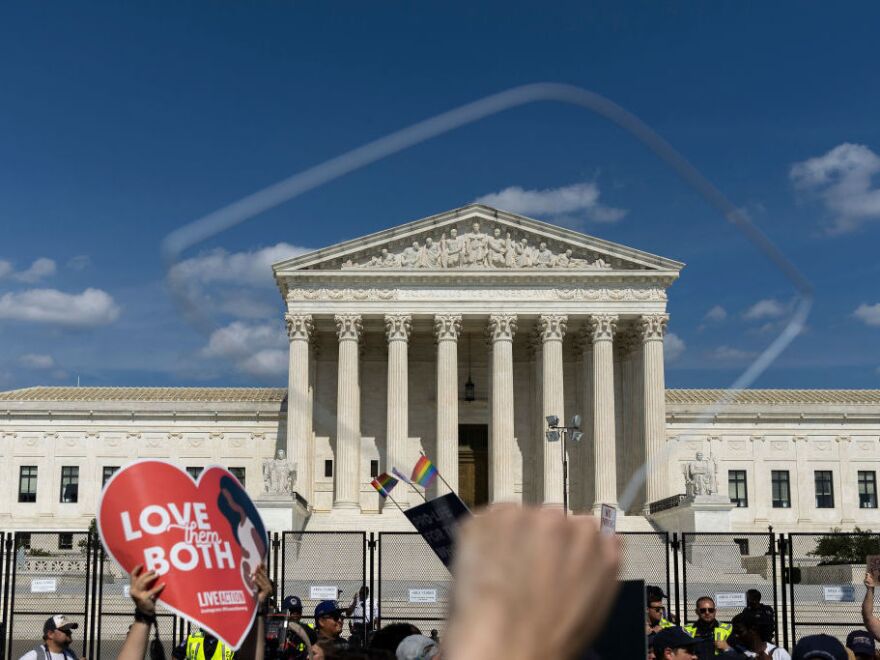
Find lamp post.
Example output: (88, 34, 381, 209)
(546, 414, 584, 515)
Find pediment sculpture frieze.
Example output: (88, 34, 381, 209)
(339, 221, 613, 270)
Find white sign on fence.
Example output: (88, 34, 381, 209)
(714, 592, 746, 608)
(310, 585, 339, 600)
(31, 578, 57, 593)
(823, 585, 856, 602)
(124, 585, 131, 597)
(408, 589, 437, 603)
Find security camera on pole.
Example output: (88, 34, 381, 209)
(545, 414, 584, 516)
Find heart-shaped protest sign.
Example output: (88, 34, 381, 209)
(98, 460, 268, 649)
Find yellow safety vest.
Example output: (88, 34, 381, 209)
(684, 622, 732, 652)
(185, 631, 235, 660)
(658, 618, 675, 629)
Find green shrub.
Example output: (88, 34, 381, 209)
(808, 528, 880, 565)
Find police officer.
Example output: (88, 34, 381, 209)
(647, 585, 675, 634)
(684, 597, 731, 657)
(184, 629, 235, 660)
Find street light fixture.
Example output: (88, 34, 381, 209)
(545, 413, 583, 515)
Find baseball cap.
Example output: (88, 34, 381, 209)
(314, 600, 343, 619)
(846, 631, 876, 656)
(793, 634, 848, 660)
(646, 584, 667, 600)
(652, 627, 699, 656)
(396, 634, 440, 660)
(44, 615, 79, 634)
(282, 595, 302, 612)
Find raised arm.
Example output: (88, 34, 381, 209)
(863, 572, 880, 640)
(237, 563, 273, 660)
(118, 564, 165, 660)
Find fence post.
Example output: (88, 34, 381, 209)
(368, 533, 376, 647)
(671, 533, 681, 623)
(2, 534, 11, 660)
(768, 526, 778, 646)
(778, 534, 789, 651)
(271, 533, 281, 595)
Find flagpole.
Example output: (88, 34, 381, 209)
(419, 450, 455, 495)
(391, 467, 428, 502)
(383, 490, 407, 515)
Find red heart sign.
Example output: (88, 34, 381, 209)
(99, 460, 268, 649)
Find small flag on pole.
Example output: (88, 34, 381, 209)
(391, 467, 412, 484)
(370, 473, 399, 498)
(411, 455, 438, 489)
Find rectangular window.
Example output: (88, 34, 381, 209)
(815, 470, 835, 508)
(16, 532, 31, 550)
(186, 466, 203, 480)
(859, 471, 878, 509)
(370, 460, 379, 479)
(728, 470, 748, 508)
(18, 466, 38, 503)
(733, 538, 750, 556)
(58, 533, 74, 551)
(60, 466, 79, 503)
(102, 466, 119, 487)
(229, 467, 246, 487)
(771, 471, 791, 508)
(324, 460, 333, 478)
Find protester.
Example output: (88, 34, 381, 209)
(652, 627, 701, 659)
(685, 596, 732, 655)
(846, 630, 876, 660)
(444, 505, 619, 660)
(863, 572, 880, 641)
(18, 615, 84, 660)
(369, 624, 421, 657)
(728, 610, 790, 660)
(117, 564, 165, 660)
(395, 635, 439, 660)
(648, 586, 675, 634)
(315, 600, 348, 648)
(742, 590, 775, 620)
(346, 587, 378, 647)
(792, 634, 847, 660)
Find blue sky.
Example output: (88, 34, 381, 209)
(1, 1, 879, 389)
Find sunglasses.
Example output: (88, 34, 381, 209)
(698, 608, 716, 614)
(648, 606, 665, 612)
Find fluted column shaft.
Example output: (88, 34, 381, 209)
(578, 331, 594, 512)
(591, 314, 618, 512)
(540, 314, 567, 507)
(335, 314, 363, 510)
(487, 314, 517, 503)
(285, 313, 314, 503)
(434, 315, 462, 495)
(641, 314, 669, 508)
(385, 314, 412, 502)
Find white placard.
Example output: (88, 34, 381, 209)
(408, 589, 437, 603)
(31, 578, 57, 593)
(715, 592, 746, 608)
(823, 585, 855, 602)
(123, 585, 131, 597)
(310, 585, 339, 600)
(600, 504, 617, 535)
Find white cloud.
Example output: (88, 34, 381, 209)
(19, 353, 55, 369)
(475, 181, 626, 224)
(0, 260, 12, 278)
(854, 303, 880, 327)
(13, 258, 56, 283)
(712, 346, 757, 362)
(664, 333, 685, 361)
(703, 305, 727, 323)
(743, 298, 787, 321)
(168, 242, 311, 289)
(790, 143, 880, 234)
(0, 288, 120, 327)
(201, 321, 287, 376)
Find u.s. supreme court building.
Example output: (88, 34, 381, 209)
(2, 204, 879, 534)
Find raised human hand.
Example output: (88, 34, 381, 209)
(129, 564, 165, 616)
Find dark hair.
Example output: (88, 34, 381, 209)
(369, 623, 421, 654)
(732, 610, 775, 642)
(696, 596, 715, 608)
(746, 589, 761, 599)
(216, 475, 268, 550)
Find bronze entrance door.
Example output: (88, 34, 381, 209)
(458, 424, 489, 509)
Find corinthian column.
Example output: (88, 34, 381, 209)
(540, 314, 567, 507)
(334, 314, 363, 510)
(285, 313, 314, 503)
(591, 314, 618, 513)
(434, 314, 462, 495)
(385, 314, 412, 502)
(487, 314, 517, 503)
(577, 327, 594, 512)
(641, 313, 669, 509)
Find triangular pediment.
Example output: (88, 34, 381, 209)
(273, 204, 684, 275)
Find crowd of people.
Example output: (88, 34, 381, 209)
(17, 506, 880, 660)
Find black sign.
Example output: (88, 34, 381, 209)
(583, 580, 647, 659)
(403, 492, 471, 568)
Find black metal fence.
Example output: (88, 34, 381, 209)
(2, 529, 879, 657)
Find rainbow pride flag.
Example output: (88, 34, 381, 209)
(411, 455, 438, 488)
(370, 472, 398, 498)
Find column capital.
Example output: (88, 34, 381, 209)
(335, 314, 363, 341)
(384, 314, 412, 342)
(433, 314, 462, 342)
(640, 314, 669, 342)
(285, 313, 314, 341)
(589, 314, 618, 342)
(486, 313, 517, 342)
(538, 314, 568, 342)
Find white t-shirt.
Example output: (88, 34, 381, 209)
(19, 648, 77, 660)
(744, 643, 791, 660)
(349, 600, 379, 631)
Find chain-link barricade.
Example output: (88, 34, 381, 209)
(618, 532, 672, 615)
(680, 533, 779, 640)
(5, 531, 92, 660)
(786, 532, 879, 647)
(1, 531, 7, 660)
(280, 532, 366, 625)
(377, 532, 450, 630)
